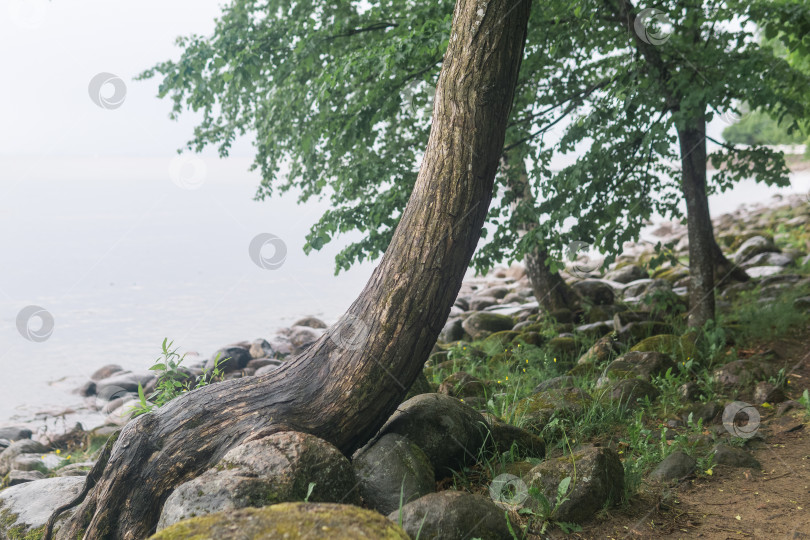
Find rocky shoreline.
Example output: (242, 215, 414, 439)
(2, 192, 810, 538)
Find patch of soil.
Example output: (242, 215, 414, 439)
(552, 330, 810, 539)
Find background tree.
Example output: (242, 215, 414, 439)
(143, 0, 810, 328)
(51, 0, 533, 537)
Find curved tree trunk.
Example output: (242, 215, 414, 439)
(53, 1, 532, 538)
(678, 115, 716, 328)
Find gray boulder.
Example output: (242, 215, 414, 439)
(387, 491, 511, 540)
(0, 426, 32, 441)
(604, 265, 648, 284)
(353, 433, 435, 514)
(376, 394, 489, 478)
(461, 312, 514, 340)
(571, 279, 615, 305)
(0, 476, 85, 538)
(157, 431, 357, 530)
(523, 446, 624, 523)
(7, 470, 46, 486)
(597, 351, 675, 387)
(95, 371, 155, 395)
(607, 378, 660, 408)
(649, 451, 696, 482)
(733, 235, 779, 264)
(205, 346, 252, 373)
(292, 316, 328, 329)
(712, 444, 761, 468)
(0, 439, 48, 476)
(740, 252, 793, 268)
(439, 318, 465, 343)
(90, 364, 125, 380)
(248, 338, 273, 359)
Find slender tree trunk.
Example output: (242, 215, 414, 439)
(713, 239, 750, 283)
(678, 114, 716, 328)
(503, 152, 578, 312)
(52, 1, 532, 538)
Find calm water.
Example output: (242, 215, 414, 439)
(1, 156, 808, 427)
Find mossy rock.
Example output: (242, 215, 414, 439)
(150, 503, 409, 539)
(516, 322, 545, 334)
(577, 335, 622, 365)
(630, 334, 696, 362)
(512, 388, 592, 432)
(546, 336, 579, 363)
(461, 312, 515, 340)
(482, 330, 521, 349)
(511, 331, 546, 347)
(651, 266, 689, 283)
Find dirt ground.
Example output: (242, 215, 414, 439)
(553, 333, 810, 540)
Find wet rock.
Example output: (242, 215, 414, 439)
(0, 440, 48, 476)
(712, 444, 761, 469)
(157, 431, 357, 529)
(649, 451, 696, 482)
(76, 380, 97, 397)
(0, 476, 85, 538)
(733, 235, 779, 264)
(571, 279, 615, 305)
(0, 426, 32, 441)
(7, 469, 46, 486)
(376, 394, 489, 478)
(95, 371, 155, 395)
(439, 318, 465, 343)
(387, 491, 510, 540)
(248, 338, 273, 359)
(90, 364, 125, 380)
(523, 446, 624, 523)
(205, 345, 252, 373)
(152, 503, 409, 540)
(292, 316, 328, 329)
(461, 312, 514, 340)
(353, 433, 435, 515)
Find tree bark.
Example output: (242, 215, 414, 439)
(52, 1, 532, 538)
(713, 239, 750, 284)
(502, 153, 579, 312)
(678, 115, 716, 328)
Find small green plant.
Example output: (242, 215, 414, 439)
(132, 338, 226, 417)
(799, 389, 810, 415)
(303, 482, 316, 502)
